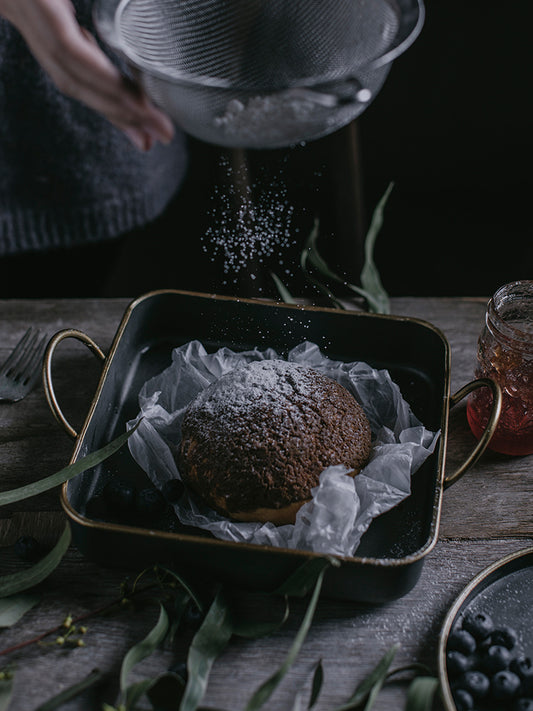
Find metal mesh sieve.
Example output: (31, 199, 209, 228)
(94, 0, 424, 149)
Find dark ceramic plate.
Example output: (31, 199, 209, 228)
(439, 546, 533, 709)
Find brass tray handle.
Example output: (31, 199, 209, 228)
(43, 328, 106, 439)
(444, 377, 502, 489)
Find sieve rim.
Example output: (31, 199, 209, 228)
(94, 0, 424, 94)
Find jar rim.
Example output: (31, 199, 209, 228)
(487, 280, 533, 348)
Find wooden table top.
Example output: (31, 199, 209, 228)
(1, 295, 531, 711)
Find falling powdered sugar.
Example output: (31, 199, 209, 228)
(202, 156, 297, 286)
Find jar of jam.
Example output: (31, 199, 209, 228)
(467, 280, 533, 456)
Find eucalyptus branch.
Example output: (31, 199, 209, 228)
(0, 579, 173, 659)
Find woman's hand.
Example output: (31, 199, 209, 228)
(0, 0, 175, 150)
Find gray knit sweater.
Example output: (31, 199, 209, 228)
(0, 2, 188, 256)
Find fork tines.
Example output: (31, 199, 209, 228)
(0, 327, 47, 387)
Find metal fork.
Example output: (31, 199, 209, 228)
(0, 327, 48, 402)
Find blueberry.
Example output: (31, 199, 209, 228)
(451, 687, 474, 711)
(482, 644, 512, 674)
(456, 670, 490, 699)
(491, 625, 519, 650)
(135, 487, 166, 519)
(449, 628, 477, 655)
(515, 698, 533, 711)
(447, 651, 473, 677)
(511, 656, 533, 694)
(13, 535, 41, 562)
(491, 670, 521, 700)
(162, 479, 185, 502)
(103, 478, 136, 511)
(463, 610, 494, 641)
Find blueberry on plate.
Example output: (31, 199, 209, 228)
(482, 644, 512, 674)
(134, 486, 166, 520)
(511, 656, 533, 694)
(451, 687, 474, 711)
(462, 610, 494, 641)
(447, 651, 473, 677)
(491, 670, 521, 700)
(13, 535, 42, 562)
(448, 628, 477, 656)
(515, 698, 533, 711)
(456, 670, 490, 699)
(491, 625, 519, 650)
(103, 478, 136, 511)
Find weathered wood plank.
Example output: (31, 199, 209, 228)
(0, 297, 531, 711)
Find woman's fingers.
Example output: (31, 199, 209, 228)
(1, 0, 174, 149)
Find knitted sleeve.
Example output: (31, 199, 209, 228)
(0, 1, 188, 255)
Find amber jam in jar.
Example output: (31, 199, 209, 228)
(467, 281, 533, 456)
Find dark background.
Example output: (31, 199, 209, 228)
(3, 1, 531, 299)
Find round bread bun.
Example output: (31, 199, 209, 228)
(178, 359, 372, 525)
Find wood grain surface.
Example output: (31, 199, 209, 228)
(1, 295, 531, 711)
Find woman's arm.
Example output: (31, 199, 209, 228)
(0, 0, 174, 150)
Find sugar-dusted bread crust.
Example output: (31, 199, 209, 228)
(178, 360, 372, 524)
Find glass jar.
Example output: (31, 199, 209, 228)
(467, 280, 533, 456)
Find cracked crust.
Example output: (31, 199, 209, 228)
(178, 360, 372, 524)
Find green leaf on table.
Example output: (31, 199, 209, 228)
(359, 182, 393, 315)
(300, 221, 346, 310)
(273, 556, 338, 598)
(120, 603, 170, 709)
(0, 522, 71, 598)
(332, 643, 399, 711)
(180, 588, 234, 711)
(0, 670, 14, 711)
(404, 676, 439, 711)
(299, 183, 393, 314)
(35, 668, 106, 711)
(289, 659, 323, 711)
(0, 422, 139, 507)
(244, 564, 328, 711)
(232, 596, 290, 639)
(271, 272, 296, 304)
(0, 592, 41, 627)
(155, 565, 204, 614)
(309, 658, 324, 709)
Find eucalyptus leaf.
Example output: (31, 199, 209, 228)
(270, 272, 296, 304)
(0, 423, 139, 507)
(156, 565, 204, 613)
(273, 557, 337, 598)
(0, 673, 14, 711)
(359, 182, 393, 315)
(0, 592, 41, 627)
(0, 522, 71, 598)
(244, 565, 327, 711)
(180, 588, 234, 711)
(404, 676, 439, 711)
(232, 596, 289, 639)
(309, 659, 324, 709)
(120, 603, 169, 706)
(299, 183, 393, 314)
(35, 668, 106, 711)
(332, 643, 399, 711)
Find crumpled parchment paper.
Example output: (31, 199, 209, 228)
(127, 340, 439, 556)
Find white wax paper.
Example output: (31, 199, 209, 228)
(127, 340, 439, 556)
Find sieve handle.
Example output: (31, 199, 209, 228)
(288, 79, 372, 109)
